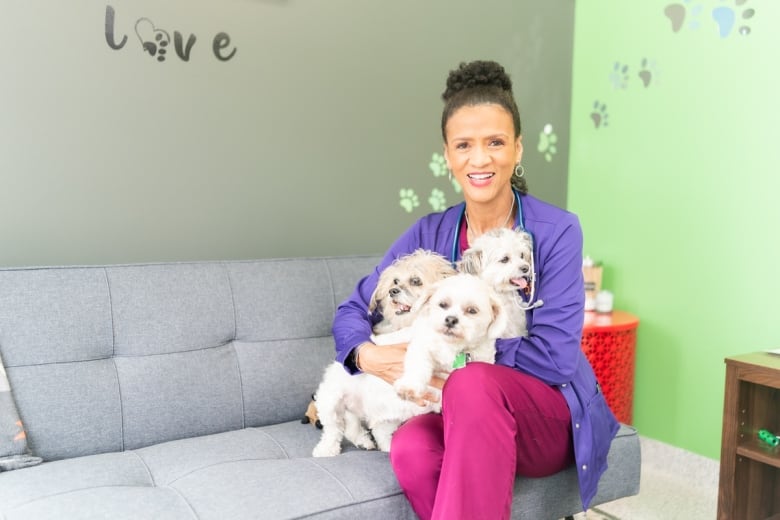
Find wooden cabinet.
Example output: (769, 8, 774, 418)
(718, 352, 780, 520)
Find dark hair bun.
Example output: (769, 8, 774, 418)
(442, 60, 513, 102)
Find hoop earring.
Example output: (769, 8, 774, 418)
(514, 163, 525, 178)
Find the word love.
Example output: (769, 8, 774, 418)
(104, 5, 237, 63)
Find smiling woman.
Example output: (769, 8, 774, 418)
(331, 60, 620, 520)
(439, 61, 529, 242)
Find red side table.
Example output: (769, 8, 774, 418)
(581, 310, 639, 425)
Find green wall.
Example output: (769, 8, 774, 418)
(568, 0, 779, 459)
(1, 0, 574, 268)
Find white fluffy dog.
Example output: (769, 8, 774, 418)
(312, 250, 456, 457)
(393, 274, 507, 402)
(458, 227, 542, 339)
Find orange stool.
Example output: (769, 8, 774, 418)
(581, 310, 639, 425)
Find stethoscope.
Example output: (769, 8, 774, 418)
(450, 189, 543, 310)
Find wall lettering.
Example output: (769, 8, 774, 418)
(104, 5, 237, 63)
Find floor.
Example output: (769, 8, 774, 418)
(570, 436, 719, 520)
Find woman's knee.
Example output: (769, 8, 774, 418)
(442, 362, 506, 405)
(389, 413, 443, 471)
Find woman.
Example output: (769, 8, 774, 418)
(332, 60, 618, 520)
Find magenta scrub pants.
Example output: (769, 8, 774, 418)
(389, 362, 575, 520)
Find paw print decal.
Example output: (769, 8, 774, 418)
(538, 124, 558, 162)
(591, 101, 609, 129)
(712, 1, 755, 37)
(399, 189, 420, 213)
(665, 1, 704, 32)
(637, 57, 660, 88)
(665, 0, 755, 37)
(135, 18, 170, 62)
(609, 62, 630, 90)
(428, 189, 447, 212)
(394, 152, 464, 216)
(429, 153, 447, 178)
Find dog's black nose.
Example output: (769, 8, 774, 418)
(445, 315, 458, 328)
(389, 288, 401, 296)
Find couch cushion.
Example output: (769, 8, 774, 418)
(0, 421, 417, 520)
(0, 257, 380, 461)
(0, 421, 640, 520)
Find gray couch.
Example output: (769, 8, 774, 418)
(0, 256, 640, 519)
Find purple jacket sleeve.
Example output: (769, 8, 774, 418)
(493, 210, 586, 385)
(332, 269, 379, 371)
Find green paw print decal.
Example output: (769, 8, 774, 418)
(428, 188, 447, 211)
(538, 124, 558, 162)
(399, 188, 420, 213)
(396, 152, 462, 215)
(429, 153, 447, 178)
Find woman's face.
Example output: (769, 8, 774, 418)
(443, 103, 522, 205)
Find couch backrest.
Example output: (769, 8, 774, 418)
(0, 256, 380, 461)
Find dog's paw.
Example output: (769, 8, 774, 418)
(353, 433, 377, 451)
(312, 441, 342, 458)
(394, 379, 426, 402)
(372, 433, 393, 452)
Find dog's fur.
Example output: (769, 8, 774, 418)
(369, 249, 457, 334)
(458, 227, 539, 339)
(312, 250, 456, 457)
(393, 274, 506, 402)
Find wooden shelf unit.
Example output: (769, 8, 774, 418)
(718, 352, 780, 520)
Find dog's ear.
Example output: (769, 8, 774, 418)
(409, 282, 438, 317)
(433, 255, 458, 280)
(459, 247, 483, 275)
(486, 292, 509, 339)
(368, 270, 392, 313)
(368, 285, 381, 313)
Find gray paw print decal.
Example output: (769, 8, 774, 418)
(135, 18, 170, 62)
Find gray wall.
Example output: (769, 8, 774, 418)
(1, 0, 574, 267)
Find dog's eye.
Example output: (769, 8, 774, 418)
(465, 306, 479, 315)
(500, 256, 510, 264)
(439, 301, 450, 310)
(410, 277, 422, 286)
(393, 278, 400, 285)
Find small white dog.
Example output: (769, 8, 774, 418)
(312, 250, 456, 457)
(458, 227, 542, 339)
(393, 274, 507, 403)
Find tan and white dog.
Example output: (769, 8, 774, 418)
(312, 250, 456, 457)
(369, 249, 458, 335)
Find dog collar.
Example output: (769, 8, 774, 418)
(452, 352, 471, 369)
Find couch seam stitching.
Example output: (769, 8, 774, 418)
(290, 492, 407, 519)
(222, 262, 245, 428)
(254, 428, 291, 459)
(128, 450, 157, 486)
(323, 259, 338, 320)
(302, 458, 355, 500)
(104, 267, 125, 452)
(163, 485, 202, 520)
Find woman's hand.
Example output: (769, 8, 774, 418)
(356, 342, 445, 405)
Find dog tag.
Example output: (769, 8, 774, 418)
(452, 352, 468, 369)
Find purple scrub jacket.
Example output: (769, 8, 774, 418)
(332, 191, 620, 510)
